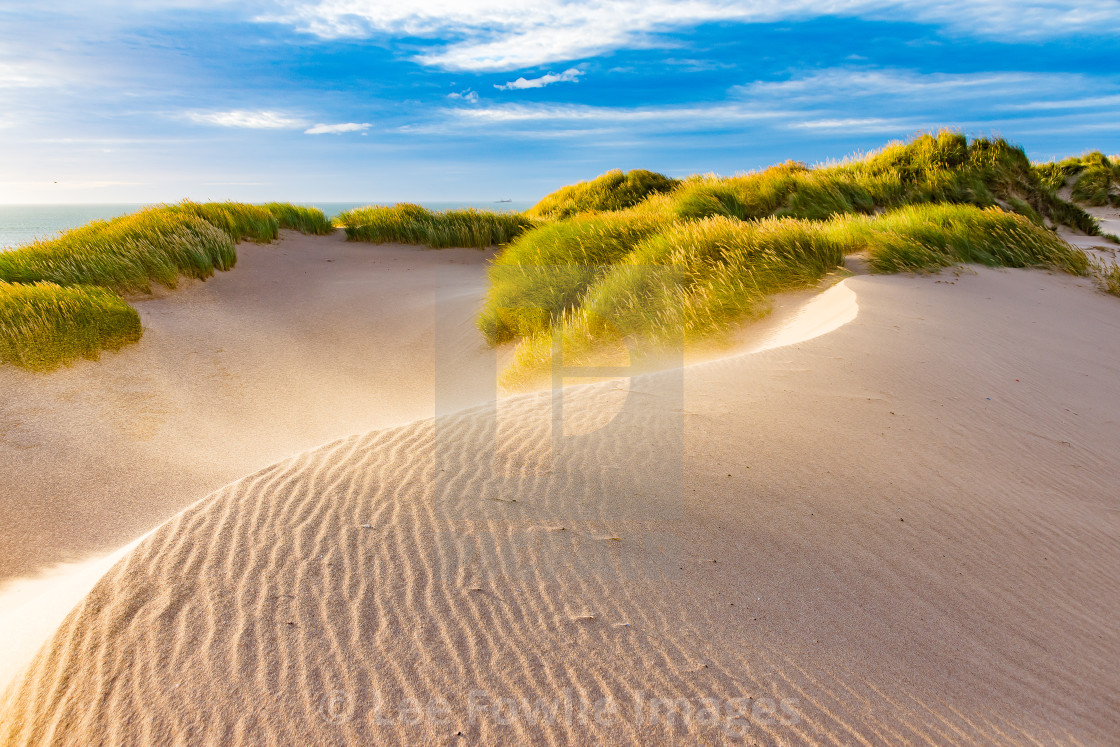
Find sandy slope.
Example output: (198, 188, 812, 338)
(0, 230, 502, 585)
(2, 264, 1117, 744)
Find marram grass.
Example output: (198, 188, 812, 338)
(335, 203, 534, 249)
(0, 201, 332, 370)
(0, 281, 141, 370)
(529, 132, 1108, 238)
(0, 210, 237, 294)
(477, 212, 668, 344)
(264, 203, 334, 235)
(488, 201, 1093, 386)
(527, 169, 679, 219)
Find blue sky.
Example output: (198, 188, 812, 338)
(0, 0, 1117, 203)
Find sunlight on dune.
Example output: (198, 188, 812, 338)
(752, 279, 858, 353)
(0, 531, 151, 692)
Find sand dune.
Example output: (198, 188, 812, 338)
(3, 264, 1118, 744)
(0, 230, 504, 582)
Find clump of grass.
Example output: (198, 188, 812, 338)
(0, 281, 142, 369)
(1071, 164, 1120, 207)
(476, 212, 667, 344)
(1090, 259, 1120, 297)
(1034, 151, 1120, 208)
(851, 204, 1089, 275)
(528, 169, 680, 219)
(488, 202, 1091, 384)
(0, 200, 329, 370)
(335, 203, 534, 249)
(0, 211, 237, 293)
(662, 132, 1102, 235)
(166, 201, 278, 243)
(263, 203, 334, 235)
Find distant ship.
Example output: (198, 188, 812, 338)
(495, 199, 512, 203)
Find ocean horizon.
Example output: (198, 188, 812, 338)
(0, 201, 534, 250)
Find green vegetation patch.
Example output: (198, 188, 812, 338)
(0, 200, 336, 370)
(666, 132, 1100, 234)
(0, 281, 142, 370)
(335, 203, 534, 249)
(486, 198, 1092, 385)
(477, 212, 668, 344)
(0, 209, 237, 293)
(264, 203, 334, 235)
(527, 169, 680, 219)
(855, 204, 1088, 275)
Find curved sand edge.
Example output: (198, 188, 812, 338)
(4, 267, 1119, 743)
(0, 275, 858, 697)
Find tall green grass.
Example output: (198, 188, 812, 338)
(0, 210, 237, 293)
(664, 132, 1099, 233)
(0, 281, 142, 370)
(528, 169, 679, 219)
(1071, 164, 1120, 207)
(1034, 151, 1120, 207)
(335, 203, 534, 249)
(849, 204, 1089, 274)
(486, 202, 1091, 384)
(263, 203, 334, 234)
(477, 212, 667, 344)
(167, 201, 278, 243)
(0, 200, 336, 370)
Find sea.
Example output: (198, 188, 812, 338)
(0, 201, 534, 250)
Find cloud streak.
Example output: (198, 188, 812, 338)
(496, 68, 582, 90)
(275, 0, 1120, 71)
(184, 109, 307, 129)
(305, 122, 371, 134)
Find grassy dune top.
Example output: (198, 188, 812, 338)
(334, 203, 534, 249)
(526, 169, 680, 219)
(471, 132, 1118, 385)
(1034, 151, 1120, 206)
(0, 202, 330, 369)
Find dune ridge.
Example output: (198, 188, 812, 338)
(2, 267, 1119, 744)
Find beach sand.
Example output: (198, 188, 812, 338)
(0, 230, 502, 585)
(1, 236, 1119, 743)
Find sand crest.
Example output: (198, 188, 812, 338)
(2, 264, 1117, 744)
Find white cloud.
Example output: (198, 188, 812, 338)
(272, 1, 1120, 71)
(495, 68, 582, 90)
(735, 69, 1086, 103)
(789, 117, 917, 133)
(447, 89, 480, 103)
(305, 122, 371, 134)
(449, 102, 788, 125)
(184, 109, 307, 128)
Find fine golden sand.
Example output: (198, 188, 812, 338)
(1, 234, 1119, 743)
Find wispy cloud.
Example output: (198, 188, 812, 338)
(447, 89, 479, 103)
(495, 68, 582, 90)
(789, 117, 918, 133)
(305, 122, 371, 134)
(735, 69, 1087, 103)
(184, 109, 307, 129)
(274, 1, 1120, 71)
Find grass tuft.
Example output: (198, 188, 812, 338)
(528, 169, 679, 219)
(0, 200, 333, 370)
(477, 212, 667, 344)
(1091, 259, 1120, 298)
(486, 199, 1092, 385)
(0, 281, 142, 370)
(263, 203, 334, 234)
(335, 204, 534, 249)
(0, 210, 237, 293)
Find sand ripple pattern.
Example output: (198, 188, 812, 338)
(4, 270, 1120, 745)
